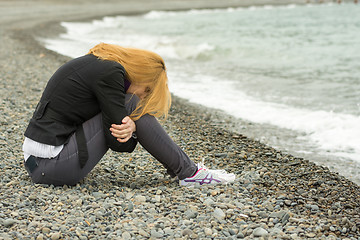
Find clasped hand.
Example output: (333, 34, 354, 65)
(110, 116, 136, 143)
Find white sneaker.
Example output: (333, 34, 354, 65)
(179, 163, 236, 186)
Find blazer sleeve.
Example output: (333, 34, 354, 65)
(93, 66, 137, 152)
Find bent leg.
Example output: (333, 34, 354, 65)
(125, 94, 197, 180)
(31, 113, 108, 186)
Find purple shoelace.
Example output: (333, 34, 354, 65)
(183, 173, 221, 185)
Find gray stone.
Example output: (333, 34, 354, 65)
(36, 234, 45, 240)
(50, 232, 61, 240)
(134, 195, 147, 202)
(164, 227, 174, 237)
(92, 192, 105, 198)
(184, 209, 198, 219)
(204, 227, 212, 236)
(182, 228, 194, 237)
(237, 232, 245, 238)
(138, 229, 150, 237)
(151, 229, 164, 238)
(253, 227, 268, 237)
(122, 232, 131, 240)
(311, 204, 319, 211)
(0, 233, 12, 240)
(229, 228, 237, 235)
(269, 210, 290, 224)
(203, 198, 215, 206)
(3, 218, 17, 227)
(213, 208, 226, 221)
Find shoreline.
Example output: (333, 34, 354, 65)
(1, 0, 359, 239)
(23, 0, 360, 186)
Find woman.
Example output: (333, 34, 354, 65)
(22, 43, 235, 186)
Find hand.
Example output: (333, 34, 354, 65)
(110, 116, 136, 143)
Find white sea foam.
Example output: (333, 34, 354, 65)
(143, 11, 178, 19)
(43, 20, 216, 61)
(168, 72, 360, 162)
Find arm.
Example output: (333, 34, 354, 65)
(94, 66, 137, 152)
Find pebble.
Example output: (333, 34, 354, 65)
(253, 227, 268, 237)
(0, 6, 360, 239)
(36, 234, 44, 240)
(50, 232, 61, 240)
(204, 227, 213, 236)
(213, 208, 226, 221)
(139, 228, 149, 237)
(122, 232, 131, 239)
(2, 218, 17, 227)
(182, 228, 194, 237)
(203, 198, 215, 206)
(134, 195, 146, 202)
(152, 229, 164, 238)
(184, 209, 198, 219)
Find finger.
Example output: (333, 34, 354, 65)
(110, 126, 130, 134)
(122, 116, 130, 124)
(111, 124, 126, 130)
(110, 128, 121, 136)
(111, 130, 130, 139)
(110, 127, 122, 133)
(117, 135, 131, 143)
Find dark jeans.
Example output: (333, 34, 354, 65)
(25, 94, 196, 186)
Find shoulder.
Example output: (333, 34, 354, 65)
(94, 61, 126, 91)
(89, 54, 125, 72)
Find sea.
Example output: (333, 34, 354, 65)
(40, 2, 360, 184)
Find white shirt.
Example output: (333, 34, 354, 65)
(22, 137, 63, 161)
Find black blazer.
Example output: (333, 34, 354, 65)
(24, 54, 137, 153)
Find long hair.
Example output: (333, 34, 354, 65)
(88, 43, 171, 120)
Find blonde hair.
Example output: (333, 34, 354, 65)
(88, 43, 171, 120)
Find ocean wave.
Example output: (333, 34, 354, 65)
(168, 72, 360, 162)
(142, 3, 304, 20)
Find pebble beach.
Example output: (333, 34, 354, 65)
(0, 0, 359, 239)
